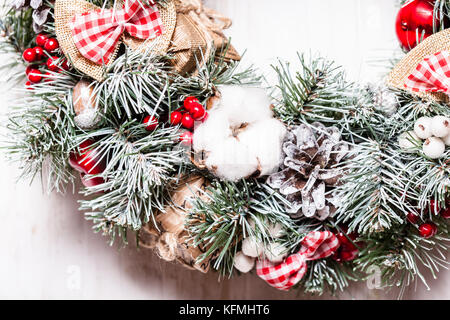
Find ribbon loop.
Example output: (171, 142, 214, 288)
(70, 0, 164, 65)
(405, 51, 450, 95)
(256, 231, 340, 291)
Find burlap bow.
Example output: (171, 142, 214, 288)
(387, 28, 450, 103)
(55, 0, 176, 81)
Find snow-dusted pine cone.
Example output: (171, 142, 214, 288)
(12, 0, 50, 33)
(267, 122, 349, 220)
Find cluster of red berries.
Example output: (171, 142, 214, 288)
(332, 226, 362, 263)
(406, 199, 450, 238)
(22, 34, 69, 87)
(142, 96, 207, 146)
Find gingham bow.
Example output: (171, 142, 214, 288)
(405, 51, 450, 95)
(256, 231, 339, 291)
(70, 0, 164, 65)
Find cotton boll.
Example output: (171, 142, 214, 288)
(414, 117, 432, 139)
(241, 236, 264, 258)
(398, 131, 421, 152)
(193, 110, 230, 151)
(430, 116, 450, 138)
(205, 137, 259, 181)
(423, 137, 445, 159)
(238, 119, 287, 176)
(264, 242, 288, 263)
(233, 251, 255, 273)
(443, 133, 450, 146)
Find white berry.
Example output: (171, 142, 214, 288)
(233, 251, 255, 273)
(443, 133, 450, 146)
(398, 131, 421, 152)
(241, 236, 263, 258)
(431, 116, 450, 138)
(267, 222, 284, 238)
(414, 117, 432, 139)
(423, 137, 445, 159)
(263, 242, 288, 263)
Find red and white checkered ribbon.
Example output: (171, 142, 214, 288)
(70, 0, 164, 65)
(256, 231, 339, 291)
(405, 51, 450, 95)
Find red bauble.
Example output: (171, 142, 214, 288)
(143, 115, 158, 131)
(336, 230, 358, 251)
(407, 212, 420, 224)
(170, 111, 182, 126)
(190, 103, 206, 120)
(395, 0, 438, 51)
(441, 207, 450, 219)
(28, 69, 42, 83)
(36, 34, 48, 47)
(181, 113, 194, 129)
(183, 96, 199, 112)
(69, 140, 106, 188)
(179, 131, 193, 146)
(340, 248, 359, 262)
(44, 38, 59, 52)
(46, 56, 59, 71)
(429, 199, 441, 215)
(33, 46, 45, 60)
(418, 222, 437, 238)
(23, 48, 36, 62)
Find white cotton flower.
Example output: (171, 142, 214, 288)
(193, 85, 287, 181)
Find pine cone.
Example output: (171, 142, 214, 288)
(12, 0, 50, 33)
(267, 122, 349, 220)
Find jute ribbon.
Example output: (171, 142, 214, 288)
(139, 175, 215, 273)
(387, 28, 450, 103)
(55, 0, 177, 82)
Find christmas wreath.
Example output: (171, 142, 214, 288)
(1, 0, 449, 296)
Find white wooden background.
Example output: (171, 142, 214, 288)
(1, 0, 450, 299)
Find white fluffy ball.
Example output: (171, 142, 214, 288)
(414, 117, 432, 139)
(423, 137, 445, 159)
(241, 236, 264, 258)
(267, 222, 284, 238)
(264, 242, 288, 263)
(398, 131, 421, 152)
(431, 116, 450, 138)
(233, 251, 255, 273)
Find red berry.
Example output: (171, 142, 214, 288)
(407, 212, 420, 224)
(28, 69, 42, 83)
(340, 248, 359, 262)
(61, 59, 70, 71)
(23, 48, 36, 62)
(143, 115, 158, 131)
(25, 81, 33, 90)
(179, 131, 193, 146)
(441, 207, 450, 219)
(43, 72, 53, 82)
(26, 65, 38, 75)
(181, 113, 194, 129)
(44, 38, 59, 52)
(190, 102, 205, 120)
(429, 200, 441, 215)
(46, 56, 59, 72)
(36, 34, 48, 47)
(201, 111, 209, 123)
(170, 111, 182, 126)
(419, 222, 437, 238)
(183, 96, 199, 112)
(33, 46, 45, 60)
